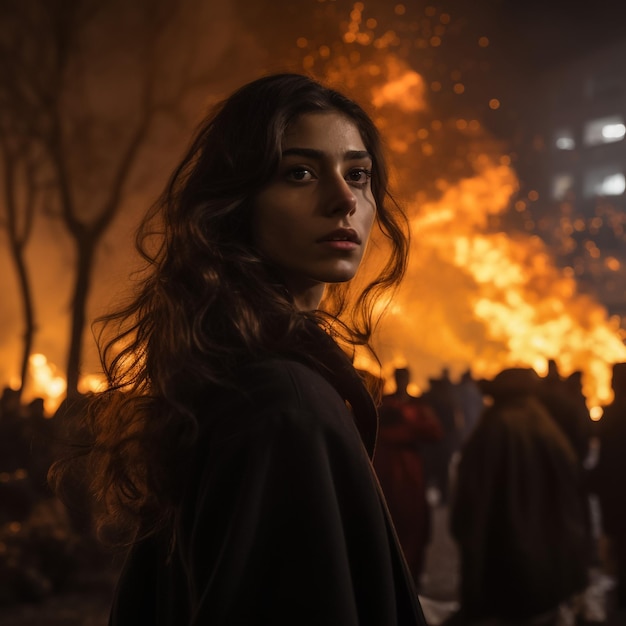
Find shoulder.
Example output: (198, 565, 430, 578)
(240, 358, 339, 411)
(202, 357, 351, 443)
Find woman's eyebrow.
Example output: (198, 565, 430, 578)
(281, 147, 372, 161)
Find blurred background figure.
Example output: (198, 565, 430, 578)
(374, 367, 444, 589)
(453, 369, 484, 445)
(591, 362, 626, 621)
(421, 368, 463, 507)
(538, 360, 592, 467)
(445, 368, 590, 626)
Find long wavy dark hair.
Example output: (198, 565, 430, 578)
(49, 73, 409, 545)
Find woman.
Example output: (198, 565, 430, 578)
(50, 73, 427, 625)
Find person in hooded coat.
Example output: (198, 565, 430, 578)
(446, 368, 589, 625)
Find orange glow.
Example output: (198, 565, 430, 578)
(590, 406, 604, 421)
(8, 13, 626, 423)
(606, 257, 621, 271)
(370, 57, 427, 112)
(21, 354, 105, 416)
(321, 50, 626, 411)
(28, 354, 66, 415)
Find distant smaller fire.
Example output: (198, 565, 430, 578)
(28, 354, 66, 415)
(21, 354, 105, 416)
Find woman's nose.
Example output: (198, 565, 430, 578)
(326, 176, 357, 217)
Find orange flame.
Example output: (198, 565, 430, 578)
(27, 354, 66, 415)
(24, 354, 105, 416)
(331, 52, 626, 410)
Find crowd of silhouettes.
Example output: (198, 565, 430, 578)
(374, 361, 626, 626)
(4, 355, 626, 624)
(590, 362, 626, 621)
(0, 388, 110, 607)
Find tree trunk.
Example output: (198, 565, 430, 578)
(65, 234, 95, 399)
(10, 241, 35, 401)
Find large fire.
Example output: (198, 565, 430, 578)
(322, 50, 626, 410)
(3, 1, 626, 418)
(363, 155, 626, 410)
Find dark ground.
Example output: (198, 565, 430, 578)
(0, 504, 623, 626)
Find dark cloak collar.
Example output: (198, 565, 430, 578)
(285, 320, 379, 458)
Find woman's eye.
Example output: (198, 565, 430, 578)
(347, 168, 372, 186)
(287, 168, 314, 182)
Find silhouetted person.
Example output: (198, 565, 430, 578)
(454, 369, 484, 444)
(374, 367, 444, 588)
(447, 368, 589, 625)
(538, 362, 591, 465)
(0, 387, 28, 473)
(0, 386, 21, 420)
(592, 362, 626, 613)
(421, 368, 460, 506)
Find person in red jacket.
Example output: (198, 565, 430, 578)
(374, 367, 444, 588)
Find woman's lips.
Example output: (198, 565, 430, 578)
(317, 228, 361, 245)
(318, 239, 359, 251)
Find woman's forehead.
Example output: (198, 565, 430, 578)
(282, 111, 367, 153)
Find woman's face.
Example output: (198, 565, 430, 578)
(252, 111, 377, 310)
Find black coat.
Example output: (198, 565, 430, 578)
(450, 395, 589, 622)
(109, 355, 427, 625)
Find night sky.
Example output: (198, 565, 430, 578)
(438, 0, 626, 148)
(453, 0, 626, 70)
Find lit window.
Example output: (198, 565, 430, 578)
(602, 123, 626, 140)
(552, 173, 574, 200)
(584, 166, 626, 197)
(554, 129, 575, 150)
(556, 137, 575, 150)
(598, 173, 626, 196)
(583, 115, 626, 146)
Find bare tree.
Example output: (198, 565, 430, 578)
(42, 0, 160, 398)
(0, 0, 236, 399)
(0, 1, 56, 399)
(0, 131, 42, 400)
